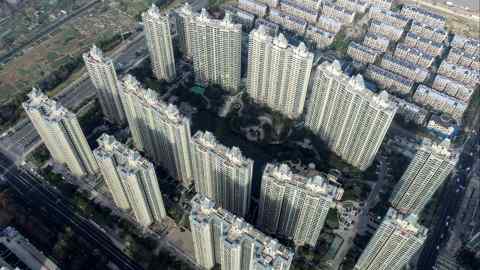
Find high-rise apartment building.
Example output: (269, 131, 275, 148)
(94, 134, 166, 226)
(305, 61, 397, 171)
(190, 9, 242, 92)
(83, 45, 126, 124)
(390, 139, 458, 214)
(142, 4, 176, 82)
(257, 163, 342, 247)
(189, 194, 294, 270)
(191, 131, 253, 217)
(354, 208, 428, 270)
(247, 26, 314, 118)
(120, 75, 193, 187)
(23, 88, 98, 177)
(174, 3, 195, 58)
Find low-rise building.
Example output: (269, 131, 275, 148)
(366, 0, 393, 10)
(363, 32, 390, 52)
(305, 25, 335, 49)
(368, 7, 410, 29)
(446, 47, 480, 70)
(400, 5, 446, 27)
(224, 7, 256, 30)
(255, 18, 280, 35)
(347, 41, 381, 64)
(269, 8, 308, 34)
(437, 60, 480, 88)
(290, 0, 322, 10)
(426, 114, 458, 139)
(380, 53, 430, 83)
(257, 0, 280, 7)
(394, 43, 435, 69)
(404, 31, 445, 57)
(390, 95, 430, 125)
(432, 75, 475, 103)
(0, 227, 60, 270)
(279, 0, 319, 23)
(336, 0, 369, 14)
(451, 35, 480, 55)
(413, 84, 468, 120)
(409, 21, 448, 44)
(369, 20, 404, 42)
(238, 0, 268, 17)
(365, 64, 414, 96)
(316, 15, 343, 33)
(322, 2, 356, 24)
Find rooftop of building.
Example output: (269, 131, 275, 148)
(263, 163, 342, 199)
(120, 74, 190, 125)
(383, 208, 428, 238)
(367, 64, 415, 87)
(190, 194, 294, 265)
(318, 61, 398, 111)
(143, 3, 169, 20)
(193, 8, 242, 31)
(83, 44, 111, 64)
(251, 26, 314, 58)
(416, 84, 468, 106)
(192, 130, 253, 167)
(418, 137, 460, 162)
(280, 0, 319, 15)
(401, 4, 446, 22)
(94, 133, 153, 175)
(22, 88, 75, 122)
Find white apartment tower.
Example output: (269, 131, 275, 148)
(247, 26, 314, 118)
(142, 4, 176, 82)
(23, 88, 98, 177)
(174, 3, 194, 58)
(94, 134, 166, 226)
(191, 131, 253, 217)
(354, 208, 428, 270)
(304, 61, 397, 170)
(83, 45, 126, 124)
(189, 194, 294, 270)
(190, 9, 242, 92)
(390, 139, 458, 214)
(257, 163, 342, 247)
(120, 74, 194, 187)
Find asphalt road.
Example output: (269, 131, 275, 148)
(417, 133, 480, 269)
(0, 34, 146, 160)
(0, 150, 143, 270)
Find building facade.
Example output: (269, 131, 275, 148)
(257, 163, 342, 247)
(354, 208, 428, 270)
(413, 84, 467, 120)
(23, 88, 98, 177)
(83, 45, 126, 124)
(94, 134, 166, 226)
(190, 194, 294, 270)
(189, 9, 242, 92)
(142, 4, 176, 82)
(120, 75, 194, 187)
(390, 139, 458, 214)
(247, 27, 314, 118)
(305, 61, 397, 170)
(347, 42, 381, 64)
(191, 131, 253, 217)
(174, 3, 195, 58)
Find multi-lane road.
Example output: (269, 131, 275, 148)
(0, 33, 147, 160)
(0, 150, 143, 270)
(417, 131, 480, 269)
